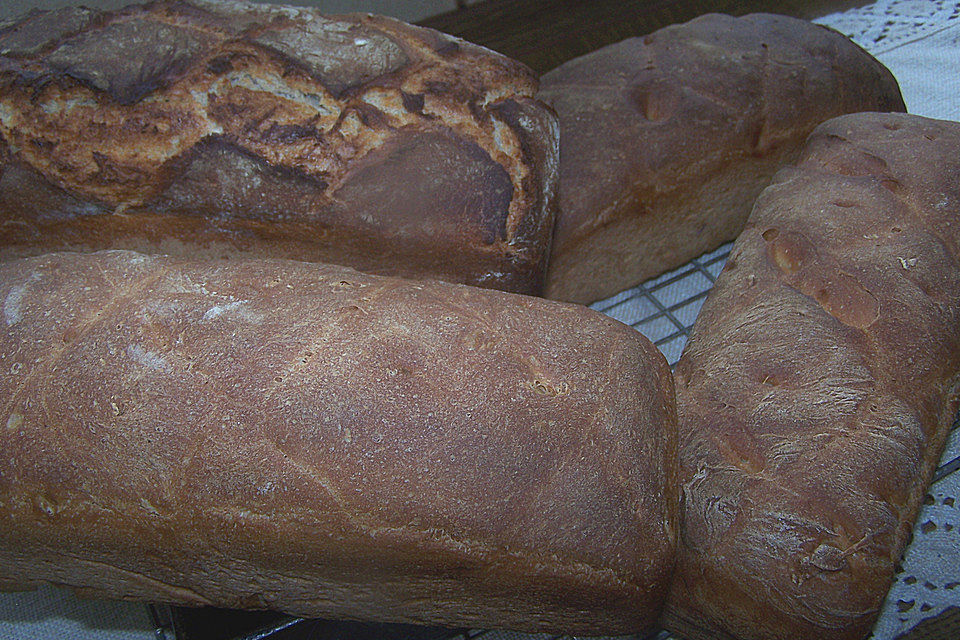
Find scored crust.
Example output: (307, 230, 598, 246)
(0, 0, 558, 293)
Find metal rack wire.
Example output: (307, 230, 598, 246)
(590, 243, 732, 366)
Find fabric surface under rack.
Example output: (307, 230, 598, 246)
(0, 1, 958, 640)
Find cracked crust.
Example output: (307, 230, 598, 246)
(0, 0, 558, 295)
(662, 113, 960, 640)
(0, 249, 676, 634)
(538, 12, 905, 303)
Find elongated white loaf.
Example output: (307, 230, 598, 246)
(539, 13, 905, 303)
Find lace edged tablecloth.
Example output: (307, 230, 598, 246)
(0, 1, 958, 639)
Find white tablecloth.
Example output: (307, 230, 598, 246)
(1, 0, 958, 639)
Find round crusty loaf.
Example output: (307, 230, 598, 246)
(539, 13, 905, 304)
(0, 0, 558, 295)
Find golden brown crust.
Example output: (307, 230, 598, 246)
(0, 0, 558, 295)
(0, 249, 676, 634)
(663, 113, 960, 640)
(538, 12, 905, 303)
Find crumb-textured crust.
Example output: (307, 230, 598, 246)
(538, 12, 905, 304)
(0, 250, 676, 634)
(663, 113, 960, 640)
(0, 0, 558, 294)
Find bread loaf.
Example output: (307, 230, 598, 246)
(0, 250, 677, 634)
(0, 0, 558, 295)
(538, 13, 905, 304)
(663, 113, 960, 640)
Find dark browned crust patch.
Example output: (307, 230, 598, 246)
(332, 127, 512, 245)
(0, 7, 99, 57)
(253, 21, 409, 97)
(46, 19, 210, 105)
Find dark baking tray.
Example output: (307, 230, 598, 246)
(149, 604, 474, 640)
(149, 604, 681, 640)
(150, 605, 678, 640)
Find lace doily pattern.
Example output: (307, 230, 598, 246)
(814, 0, 960, 54)
(871, 429, 960, 639)
(1, 2, 958, 640)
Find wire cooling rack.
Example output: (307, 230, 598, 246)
(589, 243, 731, 367)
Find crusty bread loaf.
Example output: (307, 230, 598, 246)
(0, 249, 677, 634)
(538, 13, 905, 304)
(0, 0, 558, 295)
(663, 113, 960, 640)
